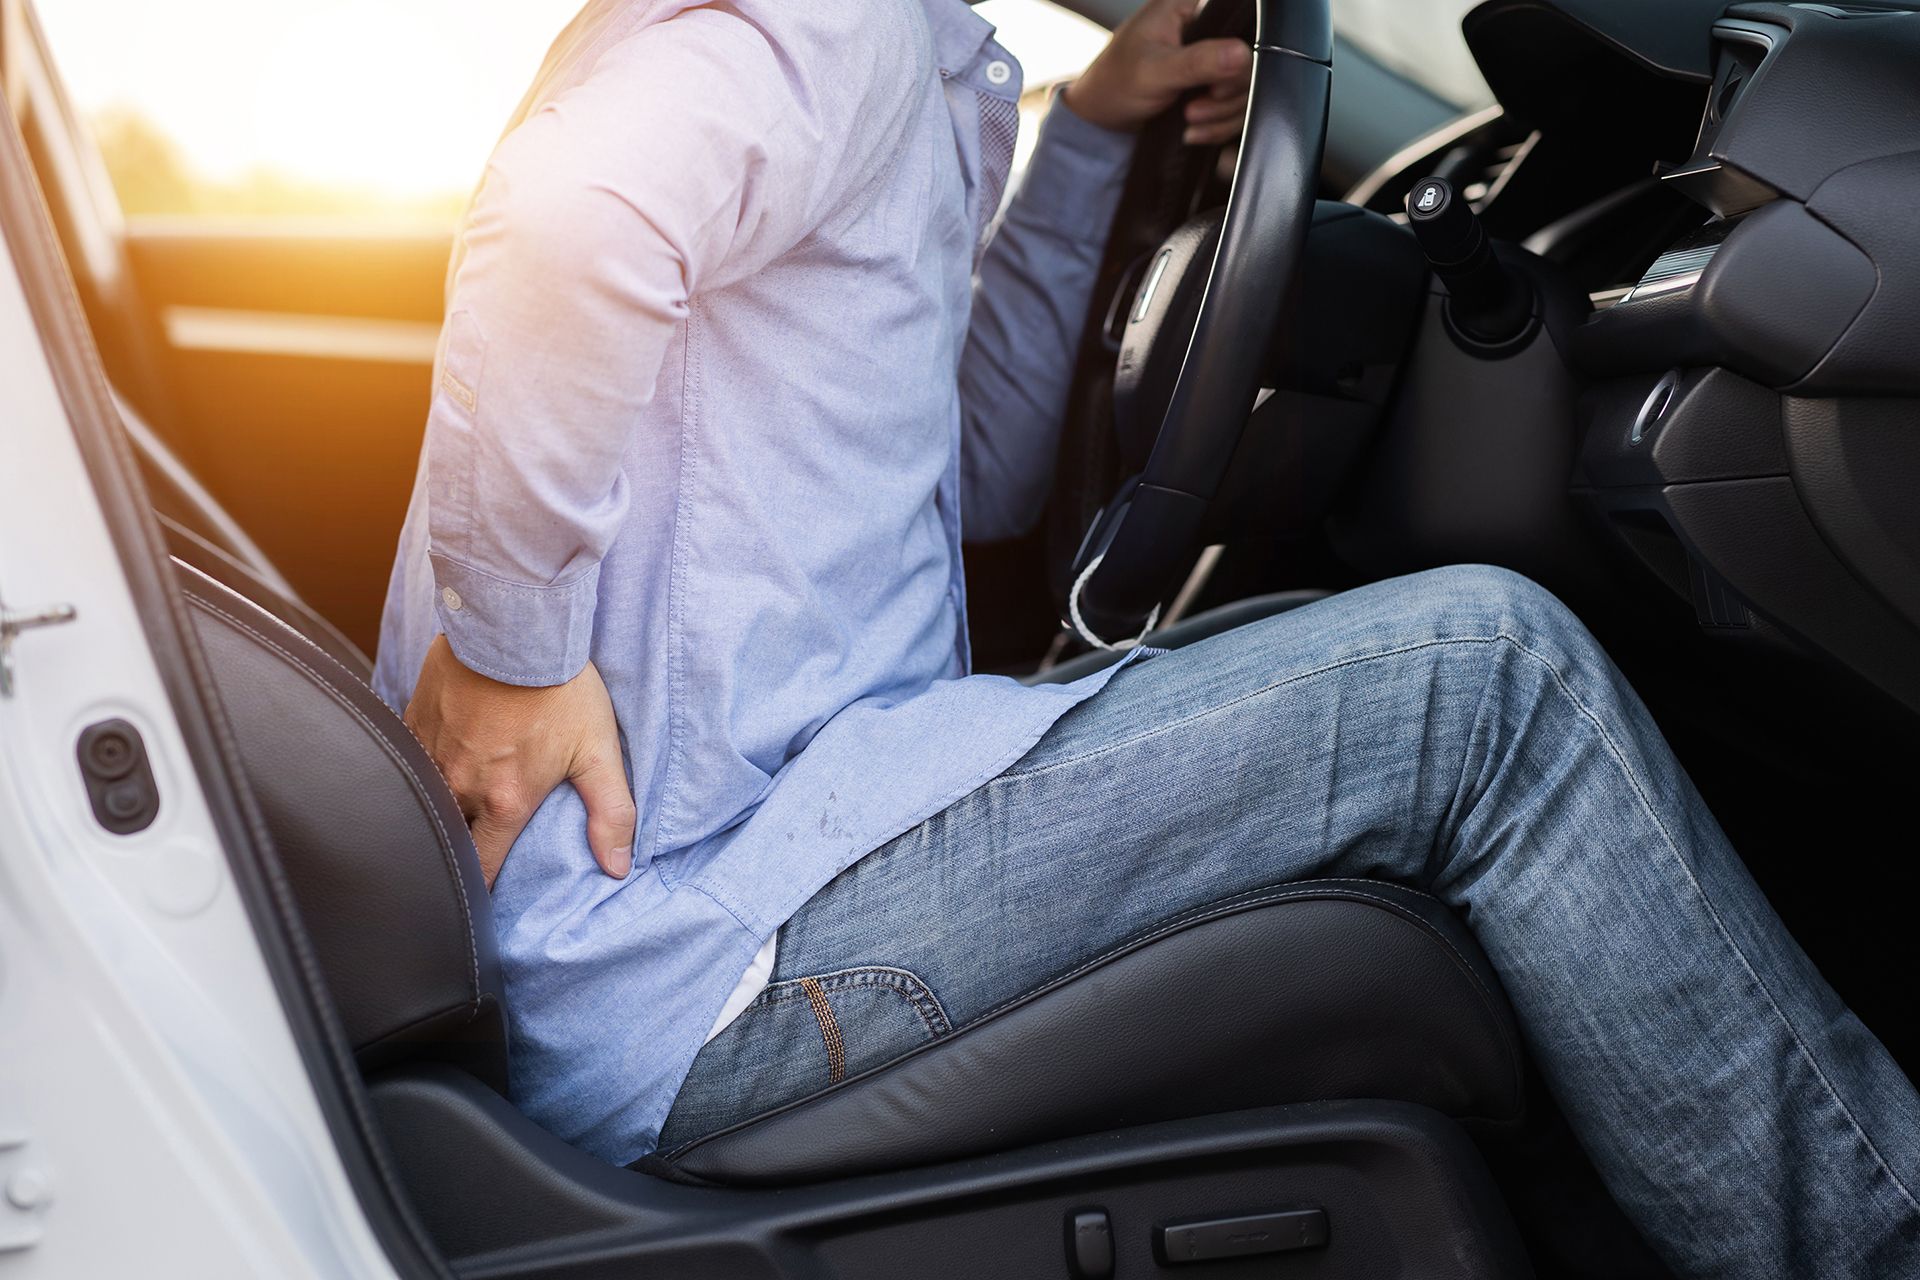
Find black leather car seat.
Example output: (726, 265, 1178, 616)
(180, 558, 503, 1087)
(664, 880, 1522, 1184)
(176, 555, 1525, 1188)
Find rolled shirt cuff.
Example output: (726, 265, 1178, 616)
(1008, 87, 1138, 246)
(429, 552, 599, 687)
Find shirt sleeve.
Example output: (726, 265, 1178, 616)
(423, 12, 826, 687)
(957, 91, 1136, 543)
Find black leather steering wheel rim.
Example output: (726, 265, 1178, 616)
(1064, 0, 1332, 647)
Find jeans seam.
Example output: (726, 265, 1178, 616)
(1496, 631, 1920, 1220)
(999, 635, 1517, 780)
(813, 969, 953, 1038)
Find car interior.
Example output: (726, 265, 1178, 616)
(7, 0, 1920, 1277)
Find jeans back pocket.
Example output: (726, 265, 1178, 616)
(660, 965, 950, 1150)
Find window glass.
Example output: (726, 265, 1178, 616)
(40, 1, 1477, 224)
(35, 0, 581, 221)
(34, 0, 1113, 224)
(1331, 0, 1491, 109)
(975, 0, 1111, 184)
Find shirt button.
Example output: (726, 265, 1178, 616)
(441, 587, 463, 612)
(985, 59, 1012, 86)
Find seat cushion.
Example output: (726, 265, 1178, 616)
(661, 880, 1524, 1186)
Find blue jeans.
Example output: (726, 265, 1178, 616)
(661, 566, 1920, 1277)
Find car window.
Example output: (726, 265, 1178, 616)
(1330, 0, 1491, 109)
(37, 0, 1480, 225)
(34, 0, 582, 222)
(975, 0, 1112, 186)
(33, 0, 1112, 226)
(1069, 0, 1493, 112)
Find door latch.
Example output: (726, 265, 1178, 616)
(0, 597, 78, 698)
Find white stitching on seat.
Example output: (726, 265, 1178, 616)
(665, 881, 1522, 1160)
(959, 881, 1517, 1067)
(187, 594, 483, 1012)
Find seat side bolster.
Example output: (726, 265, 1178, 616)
(667, 881, 1524, 1186)
(178, 558, 509, 1091)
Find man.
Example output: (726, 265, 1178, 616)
(375, 1, 1920, 1274)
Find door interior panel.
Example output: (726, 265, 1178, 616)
(5, 0, 453, 653)
(121, 223, 452, 649)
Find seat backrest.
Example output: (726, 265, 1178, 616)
(164, 515, 372, 680)
(176, 557, 508, 1091)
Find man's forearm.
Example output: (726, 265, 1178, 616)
(956, 94, 1136, 541)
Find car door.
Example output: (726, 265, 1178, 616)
(108, 221, 450, 652)
(0, 81, 423, 1276)
(16, 0, 576, 652)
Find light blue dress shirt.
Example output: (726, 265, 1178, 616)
(374, 0, 1137, 1163)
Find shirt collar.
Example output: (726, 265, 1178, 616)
(922, 0, 997, 78)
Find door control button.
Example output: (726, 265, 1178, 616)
(76, 719, 161, 836)
(1066, 1208, 1114, 1279)
(1156, 1209, 1329, 1264)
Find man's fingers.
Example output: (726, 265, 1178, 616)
(1139, 0, 1204, 26)
(1209, 73, 1249, 100)
(1184, 118, 1244, 147)
(471, 805, 531, 890)
(1183, 86, 1247, 146)
(1185, 92, 1247, 125)
(1148, 36, 1251, 95)
(572, 743, 637, 880)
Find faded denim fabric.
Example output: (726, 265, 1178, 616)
(372, 0, 1139, 1163)
(665, 567, 1920, 1279)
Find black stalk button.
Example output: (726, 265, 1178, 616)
(1407, 176, 1534, 351)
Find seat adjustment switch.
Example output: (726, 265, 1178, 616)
(1066, 1208, 1114, 1279)
(1156, 1209, 1329, 1264)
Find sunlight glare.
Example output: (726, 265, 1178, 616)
(254, 4, 499, 199)
(35, 0, 1114, 216)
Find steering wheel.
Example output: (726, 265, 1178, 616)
(1059, 0, 1331, 648)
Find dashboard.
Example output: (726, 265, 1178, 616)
(1567, 4, 1920, 713)
(1345, 2, 1920, 715)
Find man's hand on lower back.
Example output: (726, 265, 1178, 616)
(405, 634, 637, 888)
(1063, 0, 1254, 146)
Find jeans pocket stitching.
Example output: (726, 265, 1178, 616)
(762, 965, 952, 1040)
(815, 965, 953, 1039)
